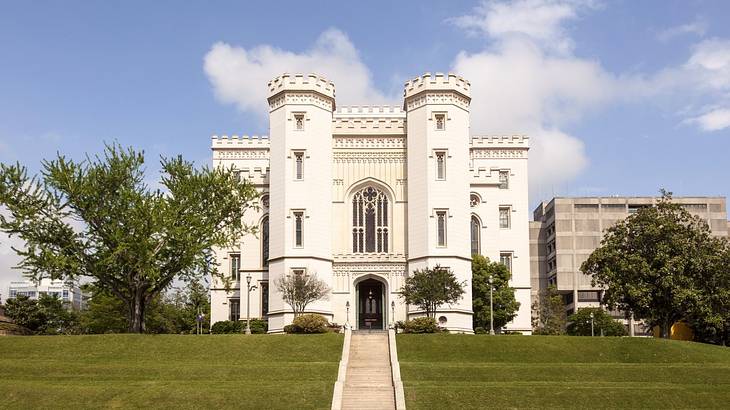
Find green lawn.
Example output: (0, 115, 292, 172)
(397, 335, 730, 409)
(0, 334, 343, 409)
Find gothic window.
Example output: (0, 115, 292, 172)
(471, 216, 481, 255)
(260, 282, 269, 317)
(229, 299, 240, 322)
(261, 216, 269, 267)
(435, 113, 445, 130)
(352, 186, 389, 253)
(230, 254, 241, 281)
(437, 210, 447, 247)
(499, 170, 509, 189)
(499, 206, 511, 229)
(294, 152, 304, 180)
(294, 211, 304, 247)
(294, 113, 304, 130)
(500, 252, 513, 274)
(470, 194, 480, 207)
(436, 152, 446, 180)
(261, 195, 269, 208)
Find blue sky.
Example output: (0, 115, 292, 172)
(1, 0, 730, 291)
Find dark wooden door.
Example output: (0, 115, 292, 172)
(358, 279, 383, 330)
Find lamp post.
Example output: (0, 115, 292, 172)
(345, 301, 350, 329)
(591, 312, 593, 337)
(245, 274, 258, 335)
(391, 300, 395, 329)
(489, 274, 495, 335)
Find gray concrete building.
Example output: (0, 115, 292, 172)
(530, 196, 728, 334)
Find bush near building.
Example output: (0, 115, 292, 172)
(211, 319, 268, 334)
(284, 314, 330, 334)
(567, 308, 627, 336)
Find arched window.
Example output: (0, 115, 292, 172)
(352, 186, 389, 253)
(471, 215, 481, 255)
(261, 216, 269, 267)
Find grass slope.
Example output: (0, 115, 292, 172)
(397, 335, 730, 409)
(0, 334, 343, 409)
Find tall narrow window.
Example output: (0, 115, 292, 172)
(230, 254, 241, 281)
(436, 152, 445, 180)
(229, 299, 240, 321)
(435, 113, 445, 130)
(500, 253, 513, 274)
(499, 207, 511, 229)
(260, 282, 269, 318)
(437, 210, 447, 247)
(471, 216, 481, 255)
(294, 211, 303, 247)
(352, 186, 389, 253)
(294, 152, 304, 180)
(499, 170, 509, 189)
(261, 216, 269, 267)
(294, 114, 304, 130)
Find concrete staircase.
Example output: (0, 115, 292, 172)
(341, 332, 396, 410)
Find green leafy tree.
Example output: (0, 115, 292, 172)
(532, 285, 567, 335)
(5, 294, 77, 335)
(4, 295, 44, 332)
(78, 287, 129, 334)
(275, 272, 330, 317)
(472, 255, 520, 331)
(567, 307, 627, 336)
(686, 243, 730, 345)
(400, 265, 465, 319)
(581, 190, 724, 339)
(0, 144, 257, 333)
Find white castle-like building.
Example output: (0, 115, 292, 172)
(210, 73, 531, 333)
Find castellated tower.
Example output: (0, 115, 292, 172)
(266, 74, 335, 332)
(404, 73, 474, 332)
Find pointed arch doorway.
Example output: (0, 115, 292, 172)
(356, 278, 386, 330)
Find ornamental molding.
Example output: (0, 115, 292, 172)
(268, 92, 334, 112)
(214, 149, 270, 160)
(332, 262, 407, 275)
(470, 148, 526, 159)
(333, 151, 406, 162)
(405, 91, 470, 111)
(333, 136, 406, 149)
(332, 118, 406, 135)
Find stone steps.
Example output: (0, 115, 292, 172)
(341, 332, 396, 410)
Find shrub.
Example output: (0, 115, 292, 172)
(567, 308, 628, 337)
(474, 326, 487, 334)
(211, 320, 243, 334)
(402, 317, 441, 334)
(285, 314, 329, 334)
(246, 319, 268, 334)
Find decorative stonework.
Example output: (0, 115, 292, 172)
(405, 91, 470, 111)
(213, 149, 270, 160)
(470, 148, 526, 159)
(333, 151, 407, 162)
(268, 92, 334, 112)
(333, 136, 406, 149)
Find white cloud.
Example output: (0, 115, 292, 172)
(656, 19, 707, 42)
(204, 28, 391, 118)
(448, 0, 598, 55)
(686, 108, 730, 131)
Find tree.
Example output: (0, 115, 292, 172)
(77, 287, 129, 334)
(580, 191, 724, 339)
(399, 265, 465, 319)
(275, 272, 330, 317)
(472, 255, 520, 331)
(0, 144, 257, 333)
(532, 285, 567, 335)
(567, 307, 627, 337)
(685, 242, 730, 345)
(5, 294, 77, 335)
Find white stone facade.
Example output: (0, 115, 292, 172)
(210, 73, 531, 334)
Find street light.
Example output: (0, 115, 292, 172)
(591, 312, 593, 337)
(391, 300, 395, 329)
(489, 274, 495, 335)
(245, 274, 258, 335)
(345, 301, 350, 329)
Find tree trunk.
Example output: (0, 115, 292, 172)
(129, 292, 146, 333)
(661, 318, 671, 339)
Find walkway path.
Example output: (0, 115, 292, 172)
(341, 331, 396, 410)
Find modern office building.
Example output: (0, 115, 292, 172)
(530, 196, 728, 334)
(7, 279, 84, 310)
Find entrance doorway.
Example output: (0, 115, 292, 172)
(357, 279, 384, 330)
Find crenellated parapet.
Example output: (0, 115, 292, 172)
(470, 135, 529, 148)
(403, 72, 471, 100)
(268, 73, 335, 98)
(212, 135, 271, 148)
(335, 105, 405, 117)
